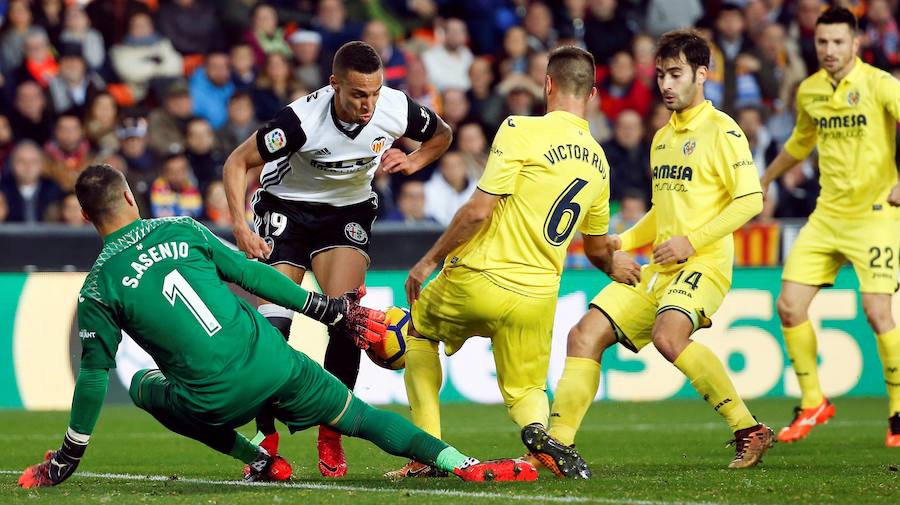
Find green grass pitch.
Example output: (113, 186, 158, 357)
(2, 398, 898, 504)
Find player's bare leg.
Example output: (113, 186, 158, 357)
(311, 247, 368, 477)
(861, 293, 900, 447)
(776, 281, 836, 443)
(654, 310, 774, 469)
(386, 322, 448, 478)
(250, 263, 306, 463)
(525, 308, 616, 478)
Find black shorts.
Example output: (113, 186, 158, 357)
(251, 190, 378, 270)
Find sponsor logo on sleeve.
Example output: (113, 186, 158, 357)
(264, 129, 287, 153)
(419, 107, 430, 133)
(79, 329, 96, 339)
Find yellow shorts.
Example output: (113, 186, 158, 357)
(782, 212, 900, 294)
(411, 266, 556, 407)
(590, 259, 729, 352)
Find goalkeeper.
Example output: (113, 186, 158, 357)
(18, 165, 535, 488)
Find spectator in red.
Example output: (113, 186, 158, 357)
(598, 51, 652, 121)
(243, 3, 291, 68)
(150, 153, 202, 218)
(10, 81, 54, 145)
(14, 29, 58, 88)
(44, 114, 92, 192)
(363, 20, 406, 88)
(862, 0, 899, 69)
(632, 34, 657, 87)
(204, 180, 233, 227)
(0, 141, 62, 223)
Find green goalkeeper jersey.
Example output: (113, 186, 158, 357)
(77, 217, 308, 422)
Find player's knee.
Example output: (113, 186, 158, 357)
(776, 293, 807, 327)
(566, 316, 615, 360)
(128, 368, 154, 409)
(863, 302, 894, 335)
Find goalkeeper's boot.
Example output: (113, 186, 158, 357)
(317, 426, 347, 477)
(777, 398, 835, 443)
(886, 413, 900, 448)
(453, 457, 538, 482)
(385, 460, 448, 478)
(727, 423, 776, 469)
(520, 423, 592, 479)
(243, 450, 292, 482)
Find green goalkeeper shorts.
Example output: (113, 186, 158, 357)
(129, 350, 351, 432)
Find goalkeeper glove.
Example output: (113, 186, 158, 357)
(301, 286, 387, 349)
(18, 429, 88, 488)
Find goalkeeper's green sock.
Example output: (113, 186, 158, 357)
(229, 433, 262, 464)
(334, 395, 472, 472)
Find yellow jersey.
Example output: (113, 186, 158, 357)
(784, 58, 900, 219)
(446, 111, 610, 297)
(647, 100, 761, 280)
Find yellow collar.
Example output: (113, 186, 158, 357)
(668, 100, 712, 132)
(546, 110, 590, 130)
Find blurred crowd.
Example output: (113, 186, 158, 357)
(0, 0, 897, 230)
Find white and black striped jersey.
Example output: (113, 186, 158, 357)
(255, 85, 438, 206)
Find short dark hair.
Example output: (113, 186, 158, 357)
(333, 41, 383, 76)
(656, 29, 710, 74)
(75, 164, 129, 223)
(546, 45, 595, 97)
(816, 7, 858, 33)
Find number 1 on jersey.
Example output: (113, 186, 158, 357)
(162, 269, 222, 336)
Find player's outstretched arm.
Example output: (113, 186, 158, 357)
(19, 367, 110, 488)
(406, 189, 500, 302)
(223, 134, 271, 260)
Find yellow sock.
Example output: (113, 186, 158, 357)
(548, 357, 600, 446)
(404, 336, 442, 438)
(783, 320, 825, 408)
(508, 388, 550, 431)
(876, 327, 900, 416)
(674, 342, 757, 432)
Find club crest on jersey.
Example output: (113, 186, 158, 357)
(264, 128, 287, 153)
(345, 222, 368, 244)
(847, 90, 860, 106)
(682, 139, 696, 157)
(370, 136, 387, 154)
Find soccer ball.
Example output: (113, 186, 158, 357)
(366, 306, 410, 370)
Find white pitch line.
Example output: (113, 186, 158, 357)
(0, 470, 721, 505)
